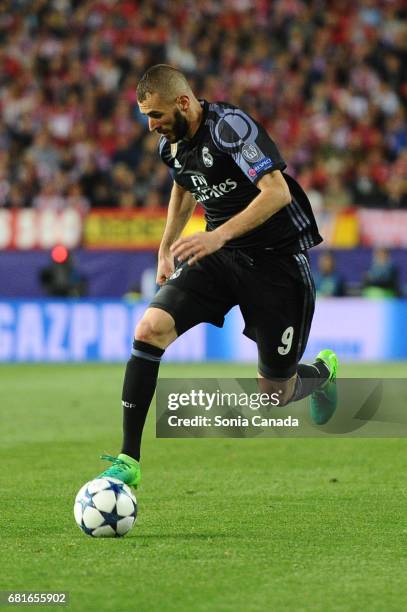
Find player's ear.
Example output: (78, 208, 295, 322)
(176, 95, 190, 112)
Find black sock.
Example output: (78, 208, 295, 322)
(292, 361, 330, 401)
(121, 340, 164, 461)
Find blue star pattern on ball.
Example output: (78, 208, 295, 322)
(79, 489, 95, 513)
(105, 481, 127, 496)
(74, 477, 137, 538)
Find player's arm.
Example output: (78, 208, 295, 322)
(157, 181, 196, 284)
(213, 171, 290, 243)
(171, 171, 290, 265)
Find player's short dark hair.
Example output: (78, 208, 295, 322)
(136, 64, 190, 102)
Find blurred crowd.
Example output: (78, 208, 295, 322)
(0, 0, 406, 213)
(315, 247, 402, 297)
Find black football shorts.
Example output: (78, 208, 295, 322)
(149, 248, 315, 379)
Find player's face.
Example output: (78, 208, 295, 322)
(138, 93, 189, 143)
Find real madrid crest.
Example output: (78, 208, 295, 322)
(202, 146, 213, 167)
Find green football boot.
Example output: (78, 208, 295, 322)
(310, 349, 338, 425)
(97, 453, 141, 489)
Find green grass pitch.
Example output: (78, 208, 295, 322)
(1, 361, 407, 611)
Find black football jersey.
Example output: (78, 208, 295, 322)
(159, 100, 322, 253)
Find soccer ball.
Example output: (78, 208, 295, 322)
(74, 477, 137, 537)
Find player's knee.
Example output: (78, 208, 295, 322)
(258, 374, 297, 407)
(135, 308, 177, 348)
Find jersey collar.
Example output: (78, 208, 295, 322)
(181, 99, 209, 148)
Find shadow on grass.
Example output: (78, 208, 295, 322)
(127, 532, 236, 541)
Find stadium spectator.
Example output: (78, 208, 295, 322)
(314, 251, 346, 297)
(0, 0, 405, 210)
(323, 175, 353, 212)
(39, 247, 87, 298)
(363, 247, 401, 298)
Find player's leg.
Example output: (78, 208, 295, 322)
(241, 251, 337, 419)
(121, 307, 177, 462)
(98, 253, 235, 487)
(98, 306, 177, 487)
(302, 349, 338, 425)
(288, 253, 338, 423)
(257, 351, 337, 417)
(257, 372, 297, 407)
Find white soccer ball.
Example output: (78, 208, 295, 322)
(74, 477, 137, 537)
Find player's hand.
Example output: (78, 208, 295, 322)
(170, 231, 225, 266)
(156, 252, 175, 285)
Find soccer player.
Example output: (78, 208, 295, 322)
(98, 65, 338, 487)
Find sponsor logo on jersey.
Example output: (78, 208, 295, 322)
(190, 174, 238, 202)
(202, 146, 214, 167)
(242, 143, 263, 162)
(252, 157, 273, 173)
(174, 158, 182, 169)
(248, 168, 257, 177)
